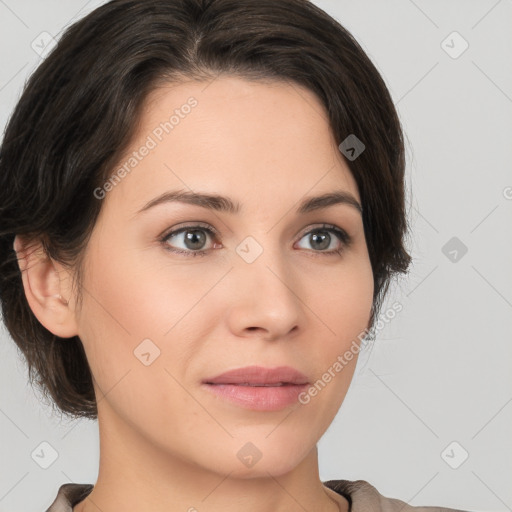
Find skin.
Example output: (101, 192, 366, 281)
(14, 76, 374, 512)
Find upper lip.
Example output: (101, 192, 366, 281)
(203, 365, 309, 385)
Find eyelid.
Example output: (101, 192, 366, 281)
(295, 222, 348, 240)
(159, 221, 218, 239)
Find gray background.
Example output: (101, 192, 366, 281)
(1, 1, 511, 511)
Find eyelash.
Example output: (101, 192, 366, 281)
(159, 222, 352, 258)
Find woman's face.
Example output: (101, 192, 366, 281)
(71, 76, 374, 477)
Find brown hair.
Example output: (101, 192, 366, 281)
(0, 0, 411, 420)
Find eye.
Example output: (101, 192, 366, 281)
(295, 224, 351, 256)
(160, 223, 218, 257)
(159, 222, 351, 257)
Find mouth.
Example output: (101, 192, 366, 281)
(201, 366, 310, 411)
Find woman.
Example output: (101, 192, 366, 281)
(0, 0, 471, 511)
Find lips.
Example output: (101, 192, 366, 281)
(203, 365, 309, 386)
(201, 365, 310, 411)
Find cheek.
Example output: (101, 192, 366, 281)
(310, 254, 374, 343)
(75, 259, 201, 435)
(302, 257, 373, 410)
(80, 240, 213, 341)
(75, 243, 221, 403)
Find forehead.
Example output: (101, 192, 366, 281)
(102, 75, 360, 216)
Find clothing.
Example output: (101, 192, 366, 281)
(45, 480, 469, 511)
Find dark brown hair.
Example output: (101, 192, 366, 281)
(0, 0, 411, 420)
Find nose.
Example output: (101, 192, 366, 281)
(225, 242, 304, 341)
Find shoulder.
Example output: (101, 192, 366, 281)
(45, 483, 93, 512)
(323, 479, 471, 512)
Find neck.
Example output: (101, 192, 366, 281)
(73, 409, 347, 512)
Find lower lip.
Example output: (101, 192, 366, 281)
(201, 383, 309, 411)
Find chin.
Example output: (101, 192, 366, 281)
(198, 439, 312, 480)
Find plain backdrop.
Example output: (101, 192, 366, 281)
(0, 1, 511, 511)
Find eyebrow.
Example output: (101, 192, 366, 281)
(135, 189, 362, 216)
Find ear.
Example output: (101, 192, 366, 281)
(13, 235, 79, 338)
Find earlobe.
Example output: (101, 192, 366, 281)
(13, 235, 79, 338)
